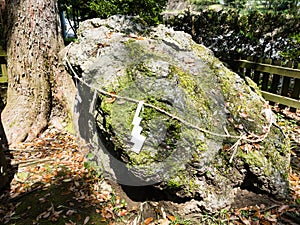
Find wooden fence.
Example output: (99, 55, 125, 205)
(0, 47, 7, 83)
(226, 58, 300, 111)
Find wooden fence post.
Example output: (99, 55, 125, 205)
(0, 47, 7, 83)
(269, 60, 281, 94)
(279, 61, 293, 109)
(261, 58, 272, 91)
(290, 62, 300, 112)
(252, 57, 261, 84)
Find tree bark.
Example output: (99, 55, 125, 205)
(2, 0, 75, 145)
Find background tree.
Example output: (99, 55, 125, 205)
(1, 0, 75, 145)
(191, 0, 299, 14)
(60, 0, 167, 39)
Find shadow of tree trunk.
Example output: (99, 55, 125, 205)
(0, 96, 15, 192)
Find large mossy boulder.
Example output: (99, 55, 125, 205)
(66, 16, 290, 212)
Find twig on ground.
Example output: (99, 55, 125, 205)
(229, 136, 244, 163)
(6, 147, 63, 152)
(8, 187, 42, 202)
(12, 159, 55, 167)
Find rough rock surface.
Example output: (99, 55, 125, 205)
(66, 15, 290, 213)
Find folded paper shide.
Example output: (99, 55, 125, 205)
(130, 101, 146, 154)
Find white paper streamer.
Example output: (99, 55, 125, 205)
(130, 101, 146, 153)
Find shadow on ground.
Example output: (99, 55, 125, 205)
(0, 166, 119, 225)
(1, 93, 18, 199)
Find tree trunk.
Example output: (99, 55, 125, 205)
(2, 0, 75, 145)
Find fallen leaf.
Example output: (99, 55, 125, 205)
(278, 205, 289, 213)
(105, 92, 116, 103)
(100, 218, 107, 222)
(83, 216, 90, 225)
(117, 209, 127, 217)
(63, 178, 72, 183)
(167, 214, 176, 221)
(240, 217, 251, 225)
(42, 211, 51, 219)
(143, 217, 153, 224)
(244, 143, 253, 152)
(102, 207, 114, 219)
(66, 210, 76, 216)
(266, 215, 277, 222)
(260, 220, 271, 225)
(51, 216, 59, 222)
(65, 220, 76, 225)
(260, 204, 266, 210)
(253, 210, 261, 219)
(39, 197, 46, 203)
(158, 218, 170, 225)
(74, 181, 80, 187)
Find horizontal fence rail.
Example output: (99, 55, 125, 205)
(0, 48, 7, 83)
(226, 58, 300, 111)
(234, 60, 300, 79)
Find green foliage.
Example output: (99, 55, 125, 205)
(167, 8, 300, 60)
(84, 152, 104, 178)
(88, 0, 119, 18)
(195, 208, 230, 224)
(280, 34, 300, 61)
(190, 0, 219, 7)
(191, 0, 299, 15)
(89, 0, 167, 25)
(169, 215, 192, 225)
(60, 0, 168, 35)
